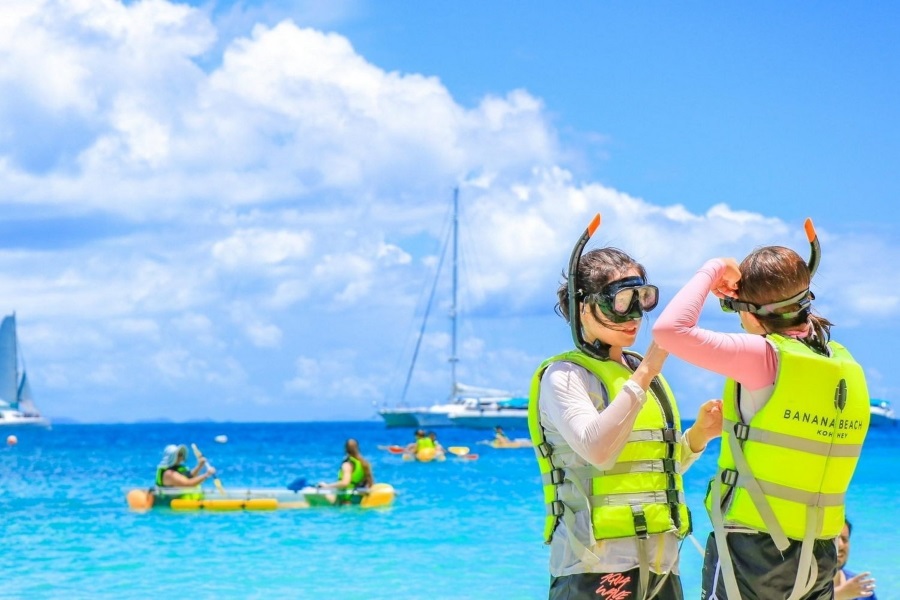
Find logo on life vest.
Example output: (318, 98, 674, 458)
(782, 410, 864, 438)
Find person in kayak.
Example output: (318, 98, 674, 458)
(155, 444, 216, 488)
(494, 426, 510, 445)
(404, 429, 434, 455)
(529, 214, 722, 600)
(317, 438, 374, 492)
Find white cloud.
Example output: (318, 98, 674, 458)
(0, 1, 896, 423)
(212, 228, 313, 268)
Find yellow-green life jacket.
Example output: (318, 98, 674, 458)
(706, 334, 869, 600)
(339, 456, 366, 488)
(415, 437, 435, 451)
(154, 465, 202, 502)
(528, 350, 691, 545)
(335, 456, 367, 505)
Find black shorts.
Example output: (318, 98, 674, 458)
(700, 531, 837, 600)
(550, 569, 683, 600)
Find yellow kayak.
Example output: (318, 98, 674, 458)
(402, 447, 446, 462)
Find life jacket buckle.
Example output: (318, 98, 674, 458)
(549, 468, 565, 485)
(550, 500, 565, 517)
(732, 422, 750, 440)
(631, 506, 649, 539)
(720, 469, 738, 486)
(661, 457, 676, 473)
(537, 441, 553, 458)
(665, 489, 680, 504)
(662, 428, 678, 443)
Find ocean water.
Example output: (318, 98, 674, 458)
(1, 421, 897, 599)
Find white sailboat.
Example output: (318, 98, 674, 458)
(447, 395, 529, 430)
(0, 314, 50, 428)
(378, 189, 520, 428)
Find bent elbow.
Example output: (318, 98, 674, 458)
(652, 322, 676, 350)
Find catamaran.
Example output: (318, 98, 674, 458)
(377, 188, 521, 428)
(0, 313, 50, 428)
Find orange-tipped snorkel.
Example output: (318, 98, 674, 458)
(567, 214, 610, 360)
(804, 217, 820, 279)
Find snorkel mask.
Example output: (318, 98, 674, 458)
(567, 214, 658, 360)
(719, 218, 820, 320)
(585, 276, 659, 324)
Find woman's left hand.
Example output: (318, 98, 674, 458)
(688, 399, 723, 452)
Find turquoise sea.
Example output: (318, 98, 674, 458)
(1, 421, 898, 599)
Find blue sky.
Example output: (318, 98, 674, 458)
(2, 1, 898, 423)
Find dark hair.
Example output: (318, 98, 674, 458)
(738, 245, 832, 344)
(845, 518, 852, 536)
(555, 247, 647, 323)
(344, 438, 374, 487)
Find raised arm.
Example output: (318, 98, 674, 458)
(652, 259, 777, 390)
(540, 342, 668, 468)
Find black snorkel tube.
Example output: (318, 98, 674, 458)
(567, 213, 610, 360)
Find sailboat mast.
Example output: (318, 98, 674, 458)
(449, 187, 459, 397)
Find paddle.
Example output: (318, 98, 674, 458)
(287, 477, 307, 492)
(377, 445, 407, 454)
(191, 443, 226, 495)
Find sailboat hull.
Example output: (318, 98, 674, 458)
(449, 410, 528, 430)
(0, 409, 51, 428)
(377, 409, 422, 428)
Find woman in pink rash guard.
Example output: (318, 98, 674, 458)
(652, 224, 870, 600)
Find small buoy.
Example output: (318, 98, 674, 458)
(214, 434, 228, 444)
(6, 435, 17, 446)
(126, 489, 154, 512)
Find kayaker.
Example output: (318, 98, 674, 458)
(493, 426, 510, 445)
(156, 444, 216, 488)
(318, 438, 374, 492)
(653, 221, 870, 599)
(405, 429, 434, 455)
(530, 216, 722, 600)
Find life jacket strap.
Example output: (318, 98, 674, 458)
(786, 505, 821, 600)
(590, 489, 685, 507)
(726, 428, 792, 551)
(627, 428, 681, 444)
(724, 418, 862, 457)
(568, 458, 680, 479)
(710, 474, 743, 600)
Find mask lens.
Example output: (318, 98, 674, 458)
(637, 286, 658, 311)
(612, 288, 636, 314)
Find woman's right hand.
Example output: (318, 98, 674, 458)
(206, 466, 216, 477)
(711, 258, 741, 299)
